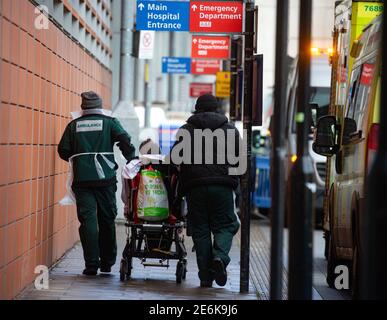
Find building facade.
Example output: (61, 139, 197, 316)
(0, 0, 112, 299)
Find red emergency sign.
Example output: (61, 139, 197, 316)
(189, 1, 244, 33)
(189, 83, 214, 97)
(191, 36, 230, 59)
(191, 59, 222, 75)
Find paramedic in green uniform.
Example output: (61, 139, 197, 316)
(58, 92, 135, 276)
(171, 94, 241, 288)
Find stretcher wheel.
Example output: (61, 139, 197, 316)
(176, 260, 186, 284)
(182, 260, 187, 280)
(120, 257, 132, 281)
(120, 259, 127, 281)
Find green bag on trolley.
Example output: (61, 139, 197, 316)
(137, 168, 169, 222)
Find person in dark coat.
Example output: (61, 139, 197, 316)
(170, 94, 241, 288)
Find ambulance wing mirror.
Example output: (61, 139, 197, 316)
(312, 115, 339, 157)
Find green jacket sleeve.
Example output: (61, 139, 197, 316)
(111, 118, 136, 161)
(58, 124, 72, 162)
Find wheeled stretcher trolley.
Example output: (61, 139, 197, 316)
(119, 162, 188, 284)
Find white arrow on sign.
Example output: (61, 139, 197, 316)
(138, 3, 145, 11)
(191, 4, 198, 11)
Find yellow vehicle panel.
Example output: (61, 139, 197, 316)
(349, 2, 383, 73)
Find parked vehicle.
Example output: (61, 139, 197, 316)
(322, 0, 383, 235)
(314, 0, 383, 292)
(313, 14, 382, 297)
(252, 129, 272, 213)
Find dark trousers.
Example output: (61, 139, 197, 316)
(186, 185, 240, 282)
(72, 184, 118, 269)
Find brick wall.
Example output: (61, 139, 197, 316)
(0, 0, 112, 299)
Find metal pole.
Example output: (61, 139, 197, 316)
(270, 0, 289, 300)
(133, 54, 139, 103)
(119, 0, 133, 101)
(361, 13, 387, 300)
(240, 0, 255, 294)
(144, 60, 151, 128)
(114, 0, 139, 148)
(230, 36, 239, 123)
(114, 0, 140, 219)
(288, 0, 315, 300)
(221, 59, 231, 113)
(168, 32, 175, 111)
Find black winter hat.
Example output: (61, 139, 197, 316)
(194, 94, 219, 113)
(81, 91, 103, 110)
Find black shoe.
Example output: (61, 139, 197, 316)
(83, 268, 98, 276)
(213, 258, 227, 287)
(200, 280, 213, 288)
(100, 266, 112, 273)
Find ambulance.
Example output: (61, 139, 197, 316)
(313, 0, 383, 296)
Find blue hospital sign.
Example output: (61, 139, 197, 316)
(136, 1, 190, 32)
(162, 57, 191, 74)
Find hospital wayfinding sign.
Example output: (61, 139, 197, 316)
(191, 59, 222, 75)
(216, 71, 231, 98)
(190, 83, 214, 97)
(191, 35, 230, 59)
(190, 1, 244, 33)
(136, 1, 244, 34)
(162, 57, 191, 74)
(136, 1, 190, 32)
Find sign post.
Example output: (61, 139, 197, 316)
(136, 0, 190, 32)
(239, 0, 255, 294)
(144, 60, 150, 128)
(252, 54, 263, 126)
(230, 36, 241, 122)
